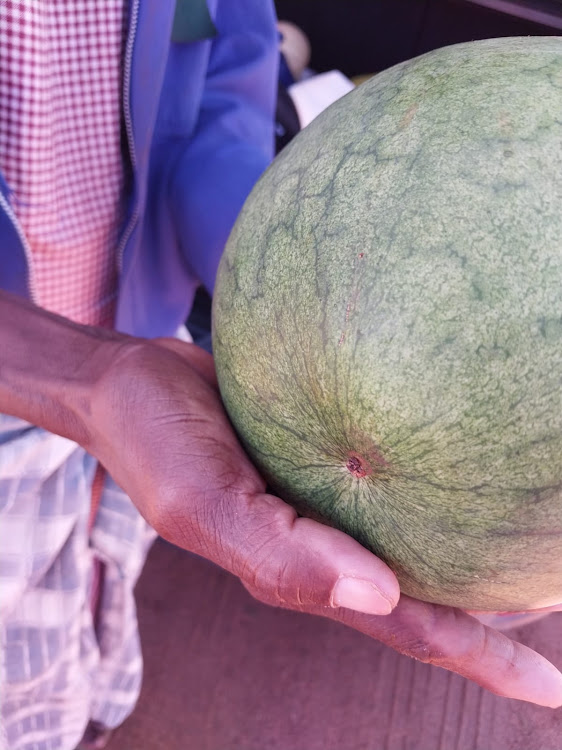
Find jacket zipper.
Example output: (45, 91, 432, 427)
(117, 0, 141, 274)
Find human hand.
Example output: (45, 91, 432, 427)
(85, 337, 562, 709)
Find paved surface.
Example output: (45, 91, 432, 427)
(107, 539, 562, 750)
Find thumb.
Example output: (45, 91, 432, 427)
(211, 492, 400, 616)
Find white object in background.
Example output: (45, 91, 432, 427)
(175, 323, 193, 342)
(288, 70, 355, 129)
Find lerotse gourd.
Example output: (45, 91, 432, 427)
(212, 38, 562, 612)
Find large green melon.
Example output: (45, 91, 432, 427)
(212, 37, 562, 612)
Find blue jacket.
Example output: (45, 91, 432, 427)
(0, 0, 278, 338)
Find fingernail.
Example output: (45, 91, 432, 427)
(521, 662, 562, 709)
(332, 576, 394, 615)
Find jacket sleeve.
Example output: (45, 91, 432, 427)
(170, 0, 279, 294)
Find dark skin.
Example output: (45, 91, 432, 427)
(1, 291, 561, 708)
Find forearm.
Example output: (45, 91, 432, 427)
(0, 290, 133, 444)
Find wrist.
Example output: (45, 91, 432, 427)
(0, 291, 138, 445)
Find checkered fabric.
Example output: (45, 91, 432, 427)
(0, 416, 157, 750)
(0, 0, 130, 326)
(0, 3, 160, 749)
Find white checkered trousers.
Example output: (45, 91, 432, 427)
(0, 415, 157, 750)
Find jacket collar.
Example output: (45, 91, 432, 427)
(172, 0, 217, 43)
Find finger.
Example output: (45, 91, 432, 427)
(158, 489, 400, 617)
(327, 596, 562, 708)
(237, 506, 400, 615)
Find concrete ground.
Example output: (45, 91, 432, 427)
(107, 538, 562, 750)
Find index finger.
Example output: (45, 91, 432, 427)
(327, 596, 562, 708)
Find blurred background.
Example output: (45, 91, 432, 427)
(276, 0, 562, 77)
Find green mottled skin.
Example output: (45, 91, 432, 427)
(212, 38, 562, 611)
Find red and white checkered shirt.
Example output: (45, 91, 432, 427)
(0, 0, 129, 327)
